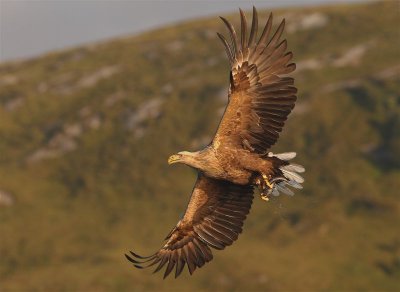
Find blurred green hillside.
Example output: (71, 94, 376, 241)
(0, 1, 399, 291)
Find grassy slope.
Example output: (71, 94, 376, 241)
(0, 1, 399, 291)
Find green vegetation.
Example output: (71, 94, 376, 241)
(0, 1, 399, 291)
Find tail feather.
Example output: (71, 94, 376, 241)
(281, 169, 304, 184)
(267, 151, 305, 197)
(268, 151, 296, 161)
(286, 180, 303, 189)
(275, 182, 294, 196)
(281, 163, 305, 173)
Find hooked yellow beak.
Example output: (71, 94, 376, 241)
(168, 154, 181, 165)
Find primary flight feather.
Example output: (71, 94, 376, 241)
(126, 7, 305, 279)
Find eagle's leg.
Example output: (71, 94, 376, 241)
(260, 190, 270, 201)
(236, 151, 276, 200)
(255, 175, 273, 201)
(245, 151, 305, 200)
(262, 173, 273, 189)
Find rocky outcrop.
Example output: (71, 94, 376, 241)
(124, 98, 164, 138)
(104, 91, 125, 107)
(332, 44, 369, 67)
(0, 189, 14, 207)
(0, 74, 19, 86)
(28, 115, 102, 163)
(4, 97, 24, 111)
(28, 131, 77, 163)
(286, 12, 328, 33)
(37, 65, 120, 95)
(295, 58, 321, 72)
(165, 40, 184, 52)
(296, 41, 374, 73)
(77, 65, 120, 88)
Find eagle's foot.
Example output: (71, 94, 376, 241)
(256, 175, 274, 201)
(260, 192, 270, 201)
(262, 173, 273, 189)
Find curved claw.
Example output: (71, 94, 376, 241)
(255, 173, 278, 201)
(261, 173, 273, 189)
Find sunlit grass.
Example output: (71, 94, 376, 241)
(0, 1, 399, 291)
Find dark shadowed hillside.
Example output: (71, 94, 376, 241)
(0, 1, 399, 291)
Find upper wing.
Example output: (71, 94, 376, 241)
(213, 8, 297, 154)
(126, 175, 254, 278)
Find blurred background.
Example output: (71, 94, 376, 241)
(0, 0, 399, 291)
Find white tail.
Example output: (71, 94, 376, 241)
(268, 152, 305, 197)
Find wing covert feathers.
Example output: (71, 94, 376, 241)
(214, 7, 297, 154)
(126, 175, 254, 278)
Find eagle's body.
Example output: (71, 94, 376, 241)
(176, 146, 276, 185)
(126, 7, 305, 278)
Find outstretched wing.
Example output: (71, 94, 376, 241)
(126, 175, 254, 278)
(213, 8, 297, 154)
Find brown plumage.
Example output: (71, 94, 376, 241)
(126, 7, 305, 279)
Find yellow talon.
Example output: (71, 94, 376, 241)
(262, 174, 273, 188)
(261, 195, 269, 201)
(258, 174, 273, 202)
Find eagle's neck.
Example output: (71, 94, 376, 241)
(180, 148, 216, 172)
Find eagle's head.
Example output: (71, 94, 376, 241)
(168, 150, 208, 170)
(168, 151, 195, 165)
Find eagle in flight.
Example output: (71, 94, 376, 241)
(126, 7, 305, 278)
